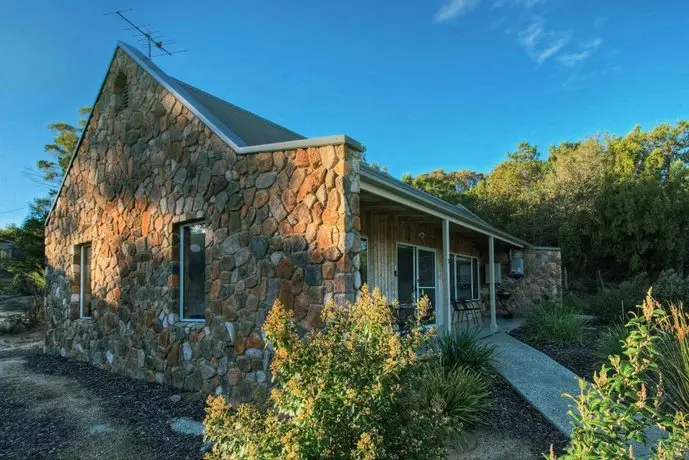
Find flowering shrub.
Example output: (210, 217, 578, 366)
(203, 287, 462, 459)
(553, 294, 689, 459)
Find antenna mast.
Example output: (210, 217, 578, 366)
(105, 9, 188, 59)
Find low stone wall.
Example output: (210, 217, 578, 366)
(498, 247, 562, 315)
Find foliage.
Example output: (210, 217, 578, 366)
(204, 288, 465, 459)
(595, 323, 629, 364)
(554, 295, 689, 459)
(0, 198, 50, 294)
(525, 299, 586, 345)
(432, 328, 495, 376)
(653, 305, 689, 413)
(403, 122, 689, 282)
(413, 363, 491, 436)
(401, 169, 484, 205)
(653, 269, 689, 308)
(584, 273, 649, 324)
(35, 106, 91, 187)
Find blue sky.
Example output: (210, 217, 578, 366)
(1, 0, 688, 226)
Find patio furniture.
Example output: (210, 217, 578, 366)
(391, 304, 416, 335)
(452, 299, 482, 326)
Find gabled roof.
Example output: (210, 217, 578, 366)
(46, 42, 363, 223)
(173, 79, 305, 146)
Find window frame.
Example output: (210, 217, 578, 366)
(178, 221, 206, 322)
(450, 253, 481, 302)
(395, 242, 438, 327)
(79, 243, 92, 319)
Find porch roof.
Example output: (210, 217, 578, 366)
(359, 164, 528, 248)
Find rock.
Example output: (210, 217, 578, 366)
(169, 417, 204, 436)
(255, 172, 277, 189)
(168, 394, 182, 404)
(250, 237, 268, 259)
(89, 424, 115, 435)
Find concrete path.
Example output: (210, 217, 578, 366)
(482, 332, 581, 437)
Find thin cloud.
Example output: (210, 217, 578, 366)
(434, 0, 481, 23)
(494, 0, 547, 8)
(593, 16, 608, 28)
(518, 19, 570, 64)
(557, 38, 603, 67)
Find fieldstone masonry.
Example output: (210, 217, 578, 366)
(498, 247, 562, 314)
(44, 49, 362, 403)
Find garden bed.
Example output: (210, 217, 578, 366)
(509, 327, 599, 381)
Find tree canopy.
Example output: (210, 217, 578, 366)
(402, 121, 689, 283)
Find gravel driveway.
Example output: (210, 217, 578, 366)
(0, 328, 206, 460)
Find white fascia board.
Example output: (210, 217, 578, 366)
(360, 177, 525, 248)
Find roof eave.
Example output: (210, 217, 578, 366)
(359, 164, 528, 248)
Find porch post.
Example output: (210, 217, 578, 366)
(442, 219, 451, 335)
(488, 235, 498, 331)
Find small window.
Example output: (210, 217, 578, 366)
(113, 72, 129, 110)
(79, 244, 92, 318)
(179, 222, 206, 321)
(360, 237, 368, 287)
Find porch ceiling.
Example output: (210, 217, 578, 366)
(360, 190, 518, 250)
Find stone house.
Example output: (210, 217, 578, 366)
(44, 42, 562, 402)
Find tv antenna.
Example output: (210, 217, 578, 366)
(105, 9, 188, 59)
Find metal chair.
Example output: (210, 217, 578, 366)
(452, 299, 482, 326)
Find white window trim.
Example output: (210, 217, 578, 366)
(450, 253, 481, 301)
(79, 244, 91, 319)
(179, 222, 205, 323)
(395, 242, 438, 327)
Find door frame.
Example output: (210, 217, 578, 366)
(395, 242, 438, 326)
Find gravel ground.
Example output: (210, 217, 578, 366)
(0, 330, 206, 460)
(510, 327, 599, 381)
(449, 375, 568, 459)
(1, 325, 568, 460)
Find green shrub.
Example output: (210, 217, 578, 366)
(585, 274, 649, 324)
(432, 328, 495, 376)
(553, 295, 689, 459)
(414, 363, 491, 433)
(203, 288, 459, 459)
(653, 269, 689, 307)
(525, 300, 586, 344)
(595, 323, 629, 364)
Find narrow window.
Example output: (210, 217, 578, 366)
(360, 237, 368, 287)
(79, 244, 92, 318)
(179, 222, 206, 321)
(451, 254, 481, 301)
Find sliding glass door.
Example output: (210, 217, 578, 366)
(396, 244, 437, 324)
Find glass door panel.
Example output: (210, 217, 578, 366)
(397, 245, 415, 306)
(417, 248, 436, 324)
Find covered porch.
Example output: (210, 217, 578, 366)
(358, 166, 526, 333)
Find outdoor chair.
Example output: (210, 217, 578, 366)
(452, 299, 482, 326)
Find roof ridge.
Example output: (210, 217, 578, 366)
(172, 78, 305, 141)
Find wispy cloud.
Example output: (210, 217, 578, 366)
(557, 38, 603, 67)
(593, 16, 608, 28)
(434, 0, 481, 23)
(494, 0, 547, 8)
(517, 19, 570, 64)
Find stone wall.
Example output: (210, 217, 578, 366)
(44, 48, 361, 403)
(498, 247, 562, 314)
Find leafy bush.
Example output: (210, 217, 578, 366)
(414, 363, 491, 434)
(525, 299, 586, 344)
(595, 323, 628, 364)
(653, 269, 689, 308)
(554, 294, 689, 459)
(203, 288, 465, 459)
(432, 328, 495, 376)
(585, 274, 649, 324)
